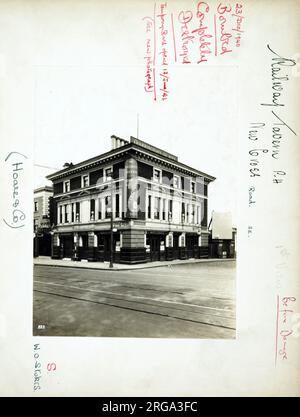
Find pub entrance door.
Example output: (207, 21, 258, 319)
(102, 233, 120, 262)
(60, 235, 73, 258)
(186, 234, 198, 258)
(103, 234, 111, 262)
(173, 233, 179, 259)
(149, 235, 160, 261)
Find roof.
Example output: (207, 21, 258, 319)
(46, 135, 216, 182)
(34, 186, 53, 194)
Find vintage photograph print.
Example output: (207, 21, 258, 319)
(32, 3, 237, 339)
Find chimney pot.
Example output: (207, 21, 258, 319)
(111, 135, 116, 149)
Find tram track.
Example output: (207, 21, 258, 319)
(34, 280, 236, 330)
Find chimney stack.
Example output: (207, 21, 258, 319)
(111, 136, 116, 149)
(110, 135, 129, 150)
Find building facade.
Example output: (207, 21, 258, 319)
(209, 228, 237, 259)
(208, 212, 236, 259)
(47, 136, 215, 264)
(34, 186, 54, 231)
(33, 186, 54, 256)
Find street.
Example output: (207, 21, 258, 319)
(33, 261, 236, 338)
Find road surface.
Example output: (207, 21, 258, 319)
(33, 261, 236, 338)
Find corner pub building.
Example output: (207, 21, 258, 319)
(47, 136, 215, 264)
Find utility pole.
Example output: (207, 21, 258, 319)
(109, 173, 114, 268)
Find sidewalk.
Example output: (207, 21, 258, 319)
(34, 256, 235, 271)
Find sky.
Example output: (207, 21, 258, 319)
(32, 0, 238, 225)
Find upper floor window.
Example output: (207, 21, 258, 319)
(59, 206, 63, 223)
(191, 181, 195, 194)
(115, 194, 120, 218)
(64, 204, 69, 223)
(173, 175, 179, 189)
(192, 204, 195, 223)
(105, 195, 112, 218)
(154, 197, 160, 219)
(71, 203, 75, 222)
(181, 202, 185, 223)
(197, 206, 201, 224)
(82, 174, 89, 188)
(90, 199, 95, 220)
(105, 167, 113, 181)
(153, 168, 161, 183)
(64, 180, 70, 193)
(34, 201, 38, 212)
(147, 195, 151, 219)
(162, 199, 166, 220)
(204, 183, 208, 196)
(75, 202, 80, 222)
(168, 200, 173, 221)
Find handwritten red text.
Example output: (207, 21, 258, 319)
(276, 296, 297, 364)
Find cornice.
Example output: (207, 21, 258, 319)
(47, 142, 216, 182)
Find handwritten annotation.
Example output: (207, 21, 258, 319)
(275, 296, 297, 364)
(33, 343, 57, 392)
(33, 344, 42, 391)
(247, 45, 297, 220)
(3, 151, 27, 229)
(143, 2, 245, 101)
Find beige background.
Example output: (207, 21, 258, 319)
(0, 0, 299, 396)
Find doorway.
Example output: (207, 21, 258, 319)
(149, 235, 160, 261)
(60, 235, 73, 258)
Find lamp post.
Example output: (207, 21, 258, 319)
(33, 231, 37, 258)
(34, 227, 41, 258)
(109, 174, 114, 268)
(49, 229, 54, 259)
